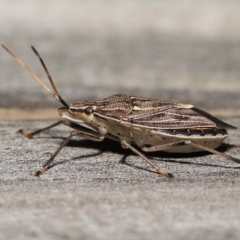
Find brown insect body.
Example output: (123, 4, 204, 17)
(59, 94, 234, 154)
(1, 42, 239, 178)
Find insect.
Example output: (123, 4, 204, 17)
(1, 42, 239, 178)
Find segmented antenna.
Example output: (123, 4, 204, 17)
(0, 42, 69, 109)
(31, 46, 69, 109)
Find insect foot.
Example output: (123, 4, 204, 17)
(18, 129, 34, 139)
(157, 169, 174, 178)
(34, 167, 48, 177)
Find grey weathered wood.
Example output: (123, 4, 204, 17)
(0, 120, 240, 239)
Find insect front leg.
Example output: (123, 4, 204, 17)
(142, 140, 240, 165)
(35, 129, 104, 176)
(121, 140, 173, 178)
(19, 120, 63, 139)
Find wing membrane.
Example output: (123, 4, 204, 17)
(128, 106, 216, 129)
(126, 96, 234, 129)
(94, 95, 236, 130)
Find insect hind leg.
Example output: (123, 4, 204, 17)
(19, 120, 63, 139)
(142, 140, 240, 165)
(121, 140, 173, 178)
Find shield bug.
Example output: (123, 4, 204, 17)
(1, 42, 239, 178)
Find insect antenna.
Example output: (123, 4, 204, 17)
(0, 42, 69, 109)
(31, 46, 69, 109)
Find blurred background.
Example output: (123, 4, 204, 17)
(0, 0, 240, 118)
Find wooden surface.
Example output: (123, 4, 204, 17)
(1, 1, 240, 240)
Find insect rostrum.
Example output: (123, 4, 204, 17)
(1, 42, 239, 178)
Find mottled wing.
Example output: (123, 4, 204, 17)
(125, 96, 236, 129)
(93, 95, 236, 130)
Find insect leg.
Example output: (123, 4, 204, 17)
(142, 140, 240, 165)
(121, 140, 173, 178)
(35, 129, 104, 176)
(19, 120, 63, 139)
(187, 141, 240, 164)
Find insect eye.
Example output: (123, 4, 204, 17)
(85, 107, 93, 115)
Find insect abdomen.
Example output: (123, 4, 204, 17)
(144, 128, 228, 153)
